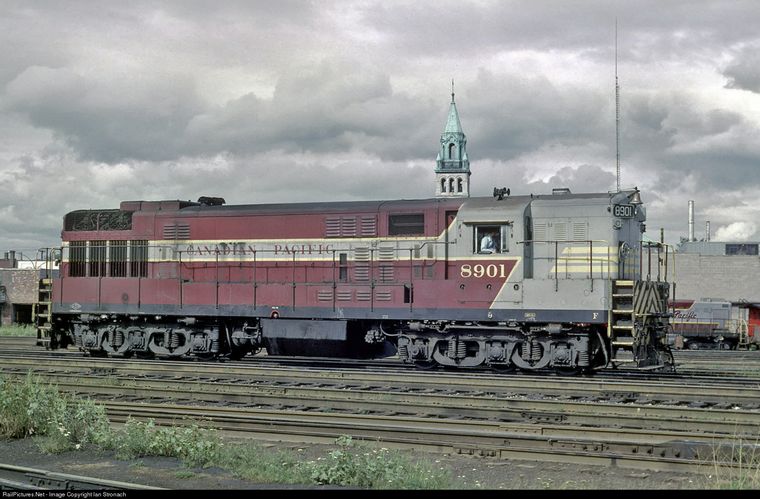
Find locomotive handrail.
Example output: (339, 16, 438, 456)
(638, 240, 676, 286)
(517, 239, 614, 287)
(60, 237, 673, 315)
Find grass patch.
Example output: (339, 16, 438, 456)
(174, 469, 196, 479)
(0, 374, 453, 488)
(0, 325, 37, 337)
(219, 435, 453, 489)
(707, 436, 760, 489)
(0, 373, 111, 453)
(106, 417, 222, 468)
(217, 441, 313, 484)
(303, 435, 454, 489)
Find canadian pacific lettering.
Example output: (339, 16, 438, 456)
(183, 243, 332, 257)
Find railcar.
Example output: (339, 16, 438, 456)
(48, 187, 674, 373)
(668, 299, 759, 350)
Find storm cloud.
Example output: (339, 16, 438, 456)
(1, 0, 759, 254)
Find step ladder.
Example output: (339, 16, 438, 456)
(33, 278, 52, 348)
(737, 319, 749, 350)
(608, 279, 636, 364)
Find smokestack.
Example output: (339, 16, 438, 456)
(706, 221, 710, 242)
(8, 250, 15, 268)
(688, 200, 695, 242)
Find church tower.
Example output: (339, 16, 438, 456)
(435, 83, 470, 197)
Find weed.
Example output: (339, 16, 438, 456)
(0, 372, 112, 453)
(0, 325, 37, 337)
(216, 441, 312, 484)
(303, 435, 453, 489)
(0, 373, 61, 438)
(38, 396, 111, 453)
(109, 417, 221, 468)
(1, 375, 453, 489)
(707, 435, 760, 489)
(174, 469, 196, 479)
(214, 436, 453, 489)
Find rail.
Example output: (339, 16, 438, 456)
(519, 239, 613, 292)
(53, 238, 678, 309)
(519, 239, 675, 282)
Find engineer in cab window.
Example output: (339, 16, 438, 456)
(480, 231, 498, 253)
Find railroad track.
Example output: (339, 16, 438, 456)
(3, 359, 760, 437)
(101, 400, 754, 474)
(3, 337, 760, 379)
(4, 343, 760, 380)
(2, 355, 760, 408)
(0, 463, 163, 490)
(2, 348, 760, 473)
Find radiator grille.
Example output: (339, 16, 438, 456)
(554, 222, 568, 241)
(360, 216, 377, 236)
(325, 216, 376, 237)
(163, 223, 190, 240)
(533, 222, 547, 241)
(573, 222, 587, 241)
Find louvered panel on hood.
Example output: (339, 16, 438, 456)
(360, 216, 377, 236)
(573, 222, 588, 241)
(325, 216, 359, 237)
(163, 223, 190, 240)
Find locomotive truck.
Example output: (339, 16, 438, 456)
(46, 187, 674, 373)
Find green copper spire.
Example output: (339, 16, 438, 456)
(435, 81, 470, 197)
(444, 80, 463, 134)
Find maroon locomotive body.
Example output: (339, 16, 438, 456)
(50, 190, 674, 373)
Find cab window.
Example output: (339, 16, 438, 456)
(474, 224, 510, 254)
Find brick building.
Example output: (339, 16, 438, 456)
(0, 251, 58, 326)
(673, 241, 760, 304)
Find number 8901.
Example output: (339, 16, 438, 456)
(460, 264, 508, 278)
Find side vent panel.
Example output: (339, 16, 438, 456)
(163, 223, 190, 240)
(325, 216, 364, 238)
(360, 216, 377, 237)
(533, 222, 547, 241)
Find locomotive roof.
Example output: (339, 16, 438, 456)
(175, 197, 461, 214)
(121, 191, 621, 216)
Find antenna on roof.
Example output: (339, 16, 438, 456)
(615, 18, 621, 192)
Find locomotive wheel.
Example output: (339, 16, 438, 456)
(413, 359, 437, 370)
(555, 366, 581, 376)
(490, 363, 516, 373)
(230, 348, 247, 361)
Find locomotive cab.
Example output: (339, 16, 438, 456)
(397, 188, 674, 372)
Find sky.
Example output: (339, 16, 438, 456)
(1, 0, 759, 258)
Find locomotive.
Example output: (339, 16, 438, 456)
(47, 187, 674, 373)
(668, 299, 759, 350)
